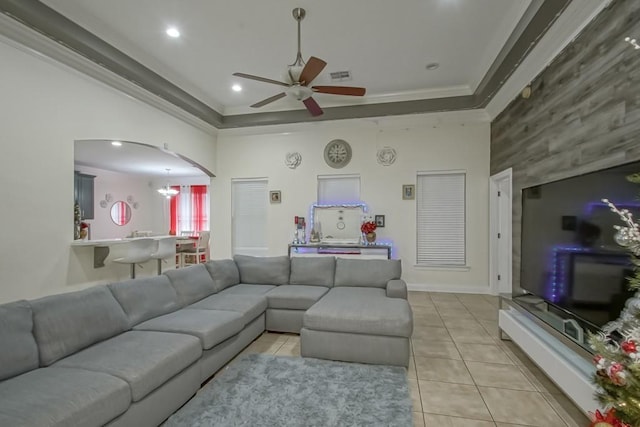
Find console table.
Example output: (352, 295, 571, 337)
(288, 243, 391, 259)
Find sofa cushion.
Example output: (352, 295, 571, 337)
(188, 294, 267, 325)
(55, 330, 201, 402)
(31, 286, 129, 366)
(219, 284, 276, 296)
(0, 367, 130, 427)
(108, 275, 180, 327)
(233, 255, 290, 285)
(164, 264, 217, 306)
(134, 309, 244, 350)
(303, 287, 412, 337)
(204, 259, 240, 292)
(0, 300, 38, 381)
(334, 258, 402, 288)
(289, 257, 336, 287)
(266, 285, 329, 310)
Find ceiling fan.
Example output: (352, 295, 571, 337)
(233, 7, 366, 117)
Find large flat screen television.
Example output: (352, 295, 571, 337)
(520, 160, 640, 330)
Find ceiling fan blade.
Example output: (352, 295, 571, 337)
(298, 56, 327, 86)
(233, 72, 290, 87)
(302, 96, 323, 116)
(250, 92, 287, 108)
(312, 86, 366, 96)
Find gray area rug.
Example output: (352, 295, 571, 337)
(165, 354, 412, 427)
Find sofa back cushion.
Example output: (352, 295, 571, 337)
(289, 257, 336, 287)
(31, 286, 129, 366)
(0, 300, 39, 381)
(334, 258, 402, 288)
(164, 264, 217, 306)
(233, 255, 290, 285)
(108, 275, 180, 327)
(204, 259, 240, 292)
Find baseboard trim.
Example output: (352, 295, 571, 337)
(407, 283, 492, 295)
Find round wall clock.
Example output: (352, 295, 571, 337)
(324, 139, 352, 169)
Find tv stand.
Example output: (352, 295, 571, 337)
(499, 295, 599, 415)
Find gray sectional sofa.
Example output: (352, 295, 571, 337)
(0, 256, 412, 427)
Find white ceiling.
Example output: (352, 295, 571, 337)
(42, 0, 531, 115)
(74, 140, 208, 178)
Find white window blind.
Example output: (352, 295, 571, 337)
(317, 174, 360, 204)
(232, 179, 268, 256)
(416, 172, 466, 266)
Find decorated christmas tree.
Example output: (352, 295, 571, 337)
(589, 174, 640, 427)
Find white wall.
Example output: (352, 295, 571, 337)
(0, 37, 216, 303)
(213, 112, 491, 292)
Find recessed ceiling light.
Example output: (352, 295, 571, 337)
(232, 84, 242, 92)
(426, 62, 440, 71)
(111, 141, 122, 147)
(166, 27, 180, 38)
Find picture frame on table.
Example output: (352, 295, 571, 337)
(375, 215, 385, 228)
(402, 184, 415, 200)
(270, 190, 282, 204)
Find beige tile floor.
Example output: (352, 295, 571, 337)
(220, 291, 590, 427)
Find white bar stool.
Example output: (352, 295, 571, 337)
(150, 237, 177, 275)
(113, 238, 155, 279)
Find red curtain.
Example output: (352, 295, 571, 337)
(169, 186, 180, 234)
(191, 185, 208, 233)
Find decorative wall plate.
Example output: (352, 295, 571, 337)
(324, 139, 352, 169)
(377, 146, 397, 166)
(285, 152, 302, 169)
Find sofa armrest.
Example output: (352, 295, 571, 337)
(386, 279, 407, 299)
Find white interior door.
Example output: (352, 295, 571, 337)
(490, 169, 513, 295)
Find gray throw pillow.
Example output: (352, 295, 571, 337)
(233, 255, 290, 285)
(164, 264, 217, 306)
(289, 257, 336, 287)
(204, 259, 240, 292)
(31, 286, 129, 366)
(0, 300, 39, 380)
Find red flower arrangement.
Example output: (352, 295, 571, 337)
(360, 219, 377, 234)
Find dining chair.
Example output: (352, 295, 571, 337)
(180, 231, 210, 267)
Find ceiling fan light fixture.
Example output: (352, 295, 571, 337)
(287, 65, 304, 83)
(232, 7, 365, 116)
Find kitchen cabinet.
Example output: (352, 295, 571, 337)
(74, 171, 95, 219)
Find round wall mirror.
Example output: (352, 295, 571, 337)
(110, 201, 132, 226)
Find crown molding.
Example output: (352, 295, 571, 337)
(218, 109, 491, 137)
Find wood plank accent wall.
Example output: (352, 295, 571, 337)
(490, 0, 640, 293)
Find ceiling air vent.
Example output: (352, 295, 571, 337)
(329, 70, 352, 82)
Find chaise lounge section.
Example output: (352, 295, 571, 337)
(301, 258, 413, 366)
(0, 255, 412, 427)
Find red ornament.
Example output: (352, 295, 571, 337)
(607, 363, 627, 386)
(621, 340, 637, 354)
(589, 408, 630, 427)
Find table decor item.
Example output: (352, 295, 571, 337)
(361, 215, 377, 243)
